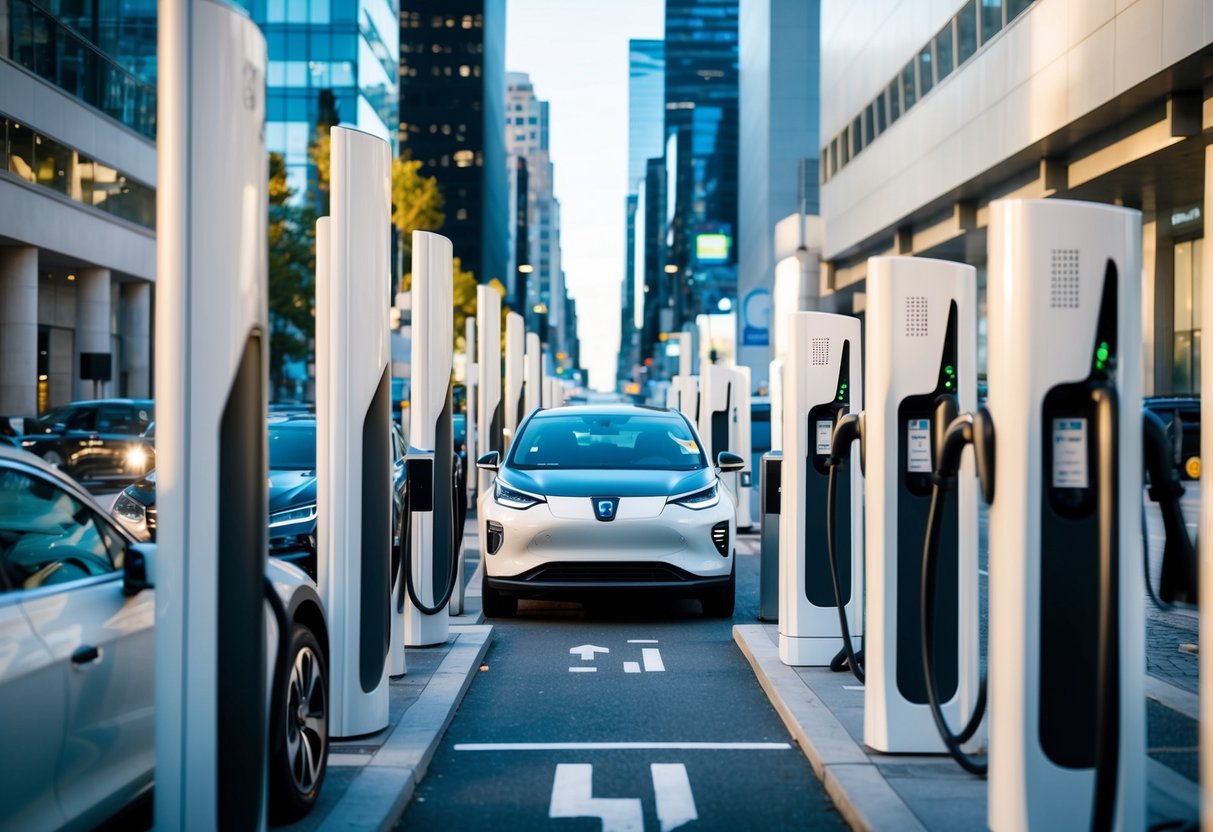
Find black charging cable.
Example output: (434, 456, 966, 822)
(825, 412, 865, 683)
(920, 407, 990, 777)
(401, 466, 462, 616)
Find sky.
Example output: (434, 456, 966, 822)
(505, 0, 664, 392)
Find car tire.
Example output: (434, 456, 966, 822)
(41, 450, 64, 468)
(481, 571, 517, 618)
(269, 622, 328, 824)
(701, 563, 736, 618)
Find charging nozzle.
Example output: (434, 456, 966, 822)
(826, 408, 865, 683)
(829, 411, 864, 473)
(1142, 408, 1198, 606)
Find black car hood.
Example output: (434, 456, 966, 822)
(500, 466, 714, 497)
(269, 469, 317, 511)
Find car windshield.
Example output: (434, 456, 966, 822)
(509, 412, 705, 471)
(268, 423, 316, 471)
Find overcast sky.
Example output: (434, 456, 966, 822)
(505, 0, 665, 391)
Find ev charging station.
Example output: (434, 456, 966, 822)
(451, 316, 477, 616)
(403, 231, 460, 648)
(154, 0, 269, 823)
(503, 312, 525, 447)
(667, 333, 699, 423)
(852, 256, 980, 754)
(779, 312, 863, 664)
(983, 199, 1144, 831)
(699, 363, 754, 530)
(477, 287, 503, 496)
(317, 126, 393, 737)
(525, 332, 542, 416)
(544, 377, 565, 408)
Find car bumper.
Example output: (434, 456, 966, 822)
(478, 490, 734, 595)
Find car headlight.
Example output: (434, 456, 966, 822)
(20, 439, 36, 448)
(493, 481, 545, 510)
(270, 503, 318, 528)
(668, 483, 720, 510)
(126, 445, 149, 472)
(112, 492, 151, 541)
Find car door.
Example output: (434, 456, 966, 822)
(88, 405, 142, 481)
(4, 465, 155, 827)
(56, 405, 99, 476)
(0, 533, 67, 831)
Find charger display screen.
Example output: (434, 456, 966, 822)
(1051, 418, 1089, 489)
(816, 420, 833, 455)
(906, 419, 932, 473)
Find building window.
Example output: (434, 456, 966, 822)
(918, 45, 934, 97)
(852, 116, 863, 154)
(935, 23, 954, 82)
(980, 0, 1003, 44)
(876, 91, 887, 134)
(888, 80, 901, 123)
(1007, 0, 1032, 22)
(864, 104, 875, 144)
(1173, 238, 1204, 393)
(956, 1, 978, 63)
(901, 61, 916, 111)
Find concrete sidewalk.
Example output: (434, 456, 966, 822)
(735, 623, 1201, 832)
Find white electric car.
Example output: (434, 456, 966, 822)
(476, 405, 743, 617)
(0, 445, 329, 829)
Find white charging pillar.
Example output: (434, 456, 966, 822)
(503, 312, 525, 448)
(155, 1, 268, 824)
(779, 312, 862, 666)
(986, 199, 1144, 831)
(317, 126, 392, 737)
(862, 255, 979, 753)
(525, 332, 542, 416)
(451, 316, 476, 617)
(477, 286, 502, 496)
(404, 231, 456, 647)
(698, 364, 753, 529)
(769, 359, 784, 452)
(544, 377, 565, 408)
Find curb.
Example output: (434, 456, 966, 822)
(319, 625, 492, 831)
(733, 624, 925, 832)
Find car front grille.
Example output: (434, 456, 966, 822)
(516, 562, 701, 584)
(711, 521, 729, 556)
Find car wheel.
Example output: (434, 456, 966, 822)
(701, 563, 736, 618)
(269, 623, 328, 824)
(481, 570, 517, 618)
(41, 450, 64, 468)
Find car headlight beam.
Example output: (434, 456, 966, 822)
(667, 482, 720, 510)
(269, 503, 318, 528)
(493, 481, 545, 510)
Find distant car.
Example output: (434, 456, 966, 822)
(19, 399, 154, 484)
(0, 444, 330, 827)
(476, 404, 741, 618)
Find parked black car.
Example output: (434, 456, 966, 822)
(1144, 395, 1200, 481)
(20, 399, 154, 484)
(112, 413, 415, 580)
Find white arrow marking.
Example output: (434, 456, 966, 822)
(570, 644, 610, 661)
(624, 661, 641, 673)
(642, 648, 665, 672)
(549, 764, 642, 832)
(651, 763, 698, 832)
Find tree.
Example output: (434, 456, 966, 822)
(267, 152, 316, 397)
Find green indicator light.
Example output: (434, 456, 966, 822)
(945, 365, 954, 376)
(1096, 342, 1110, 363)
(841, 383, 848, 389)
(945, 381, 953, 389)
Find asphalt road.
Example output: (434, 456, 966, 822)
(399, 535, 846, 831)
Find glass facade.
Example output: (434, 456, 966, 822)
(1172, 238, 1204, 393)
(5, 0, 157, 138)
(247, 0, 399, 203)
(627, 39, 664, 193)
(1, 114, 155, 227)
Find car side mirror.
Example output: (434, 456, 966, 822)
(123, 542, 156, 596)
(477, 451, 500, 472)
(717, 451, 745, 472)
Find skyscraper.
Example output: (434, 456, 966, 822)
(663, 0, 739, 348)
(399, 1, 508, 289)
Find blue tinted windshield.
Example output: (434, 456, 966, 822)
(509, 412, 705, 471)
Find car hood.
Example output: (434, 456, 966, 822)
(500, 466, 714, 497)
(269, 469, 317, 510)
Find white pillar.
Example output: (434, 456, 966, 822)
(1200, 146, 1213, 832)
(75, 267, 111, 400)
(0, 246, 38, 416)
(123, 281, 152, 397)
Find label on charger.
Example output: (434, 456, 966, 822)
(1052, 418, 1089, 489)
(816, 420, 833, 455)
(907, 419, 932, 473)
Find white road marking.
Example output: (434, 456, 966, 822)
(628, 639, 659, 644)
(843, 685, 864, 691)
(651, 763, 698, 832)
(569, 667, 597, 673)
(642, 648, 665, 672)
(624, 661, 641, 673)
(549, 764, 643, 832)
(571, 644, 610, 661)
(455, 742, 792, 751)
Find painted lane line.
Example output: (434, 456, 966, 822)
(652, 763, 698, 832)
(455, 742, 793, 751)
(628, 639, 659, 644)
(624, 661, 641, 673)
(642, 648, 665, 672)
(569, 667, 597, 673)
(843, 685, 864, 691)
(549, 764, 642, 832)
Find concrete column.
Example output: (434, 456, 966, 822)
(122, 281, 152, 397)
(0, 246, 38, 416)
(74, 267, 111, 400)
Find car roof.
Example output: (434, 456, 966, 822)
(529, 404, 679, 419)
(53, 398, 154, 407)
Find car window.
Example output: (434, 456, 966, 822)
(0, 468, 116, 593)
(269, 423, 317, 471)
(96, 406, 141, 434)
(510, 413, 706, 471)
(49, 406, 96, 432)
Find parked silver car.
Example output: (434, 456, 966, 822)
(0, 445, 330, 828)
